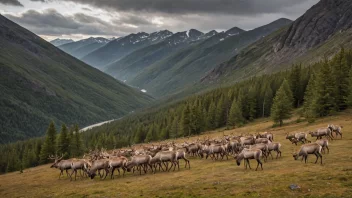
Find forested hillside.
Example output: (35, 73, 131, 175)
(1, 49, 351, 174)
(0, 14, 154, 144)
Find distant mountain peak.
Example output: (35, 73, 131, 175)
(225, 27, 245, 36)
(50, 38, 74, 46)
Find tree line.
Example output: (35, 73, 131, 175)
(0, 49, 351, 174)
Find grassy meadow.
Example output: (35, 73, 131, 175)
(1, 111, 352, 198)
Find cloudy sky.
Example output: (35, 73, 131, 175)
(0, 0, 319, 41)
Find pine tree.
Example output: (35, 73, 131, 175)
(247, 87, 257, 121)
(348, 68, 352, 107)
(289, 64, 302, 107)
(227, 99, 244, 128)
(160, 127, 169, 140)
(181, 105, 191, 136)
(73, 125, 84, 157)
(262, 84, 273, 117)
(271, 79, 293, 126)
(315, 60, 337, 116)
(133, 125, 144, 143)
(170, 117, 179, 138)
(57, 124, 69, 158)
(331, 48, 350, 110)
(207, 101, 216, 130)
(303, 74, 318, 122)
(145, 125, 154, 142)
(215, 97, 224, 127)
(39, 121, 57, 164)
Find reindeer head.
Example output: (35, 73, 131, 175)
(292, 152, 299, 160)
(48, 154, 64, 168)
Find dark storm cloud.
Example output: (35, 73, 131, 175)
(63, 0, 313, 16)
(4, 9, 138, 36)
(0, 0, 23, 6)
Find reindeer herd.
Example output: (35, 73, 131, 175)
(48, 124, 343, 181)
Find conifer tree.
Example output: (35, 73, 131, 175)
(170, 117, 179, 138)
(227, 99, 244, 128)
(181, 105, 191, 136)
(248, 87, 257, 121)
(207, 101, 216, 129)
(331, 48, 350, 110)
(145, 125, 154, 142)
(57, 124, 69, 157)
(215, 96, 225, 127)
(271, 79, 293, 126)
(289, 64, 302, 107)
(315, 60, 337, 116)
(73, 125, 84, 157)
(39, 121, 57, 164)
(262, 84, 273, 117)
(348, 68, 352, 107)
(133, 125, 144, 143)
(303, 74, 318, 122)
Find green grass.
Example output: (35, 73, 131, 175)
(1, 111, 351, 197)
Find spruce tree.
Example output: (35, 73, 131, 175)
(348, 68, 352, 107)
(289, 64, 302, 107)
(133, 125, 144, 143)
(57, 124, 69, 157)
(331, 48, 350, 110)
(39, 121, 57, 164)
(215, 97, 225, 128)
(315, 60, 337, 116)
(248, 87, 257, 121)
(145, 125, 154, 142)
(303, 74, 318, 122)
(181, 105, 191, 136)
(271, 79, 293, 126)
(227, 99, 244, 128)
(170, 117, 179, 138)
(207, 101, 216, 129)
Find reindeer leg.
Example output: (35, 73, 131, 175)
(319, 153, 323, 165)
(111, 167, 115, 179)
(247, 159, 252, 169)
(326, 145, 329, 154)
(314, 153, 319, 164)
(104, 168, 109, 179)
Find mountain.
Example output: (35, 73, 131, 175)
(81, 31, 173, 70)
(200, 0, 352, 86)
(225, 27, 245, 36)
(127, 18, 291, 97)
(58, 37, 110, 59)
(104, 29, 205, 81)
(0, 14, 154, 144)
(50, 38, 73, 46)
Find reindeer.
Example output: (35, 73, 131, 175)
(175, 149, 190, 170)
(48, 154, 73, 179)
(328, 124, 343, 139)
(286, 132, 308, 144)
(316, 139, 329, 154)
(293, 143, 323, 164)
(70, 159, 88, 181)
(158, 151, 178, 172)
(126, 155, 152, 175)
(87, 159, 110, 179)
(267, 142, 282, 159)
(309, 128, 333, 140)
(250, 143, 268, 162)
(240, 136, 255, 146)
(109, 156, 128, 179)
(257, 132, 274, 142)
(234, 148, 263, 171)
(255, 138, 271, 144)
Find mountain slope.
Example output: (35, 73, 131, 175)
(81, 31, 173, 70)
(104, 29, 205, 81)
(58, 37, 109, 59)
(128, 18, 291, 97)
(50, 38, 73, 46)
(0, 14, 154, 144)
(201, 0, 352, 85)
